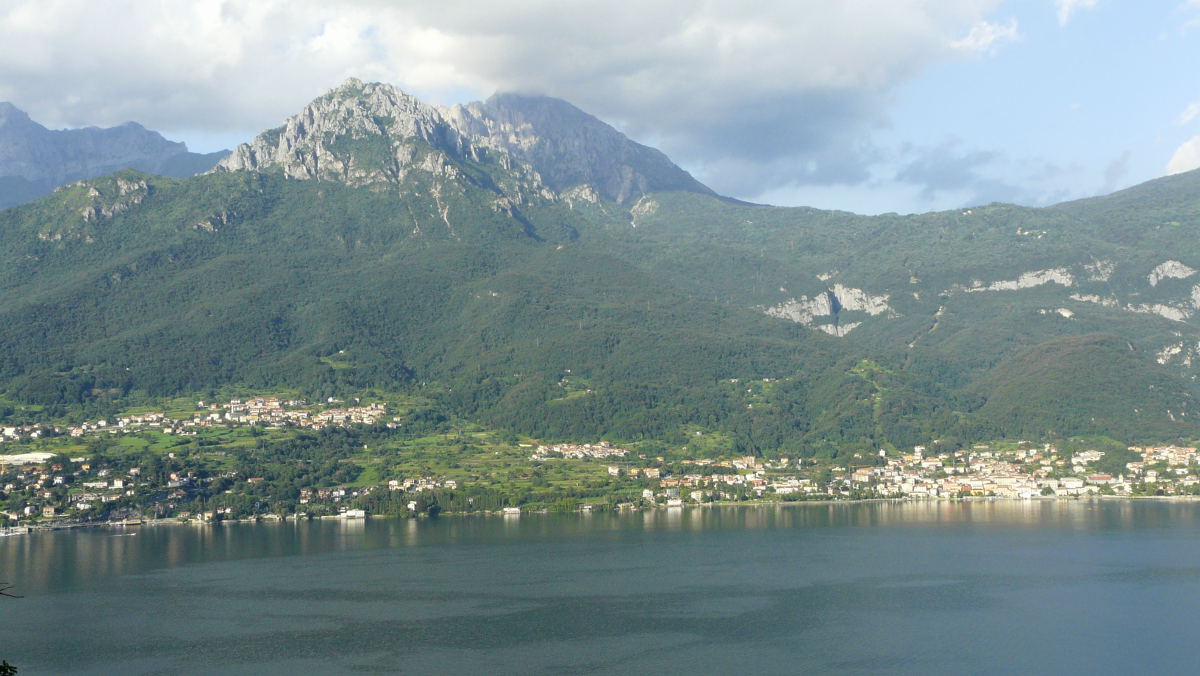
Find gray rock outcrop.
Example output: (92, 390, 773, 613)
(214, 78, 713, 205)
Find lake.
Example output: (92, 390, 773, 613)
(4, 500, 1200, 674)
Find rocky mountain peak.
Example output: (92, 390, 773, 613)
(446, 93, 713, 204)
(320, 78, 448, 140)
(214, 78, 468, 186)
(214, 79, 713, 205)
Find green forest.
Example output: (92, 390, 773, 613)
(2, 151, 1200, 457)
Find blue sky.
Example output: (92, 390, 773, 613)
(1, 0, 1197, 214)
(759, 0, 1200, 213)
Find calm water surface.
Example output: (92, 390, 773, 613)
(4, 501, 1200, 674)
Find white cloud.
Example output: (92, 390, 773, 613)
(1186, 1, 1200, 34)
(1180, 102, 1200, 125)
(1166, 136, 1200, 175)
(0, 0, 1002, 198)
(1056, 0, 1099, 26)
(950, 19, 1020, 53)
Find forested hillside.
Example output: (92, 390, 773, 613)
(2, 80, 1199, 454)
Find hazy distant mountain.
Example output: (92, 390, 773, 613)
(446, 92, 714, 203)
(0, 102, 228, 209)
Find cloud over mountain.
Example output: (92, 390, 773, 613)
(1167, 136, 1200, 176)
(0, 0, 1002, 200)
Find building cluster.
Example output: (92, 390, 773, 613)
(299, 485, 373, 504)
(221, 397, 386, 429)
(7, 416, 1200, 526)
(40, 397, 388, 440)
(0, 456, 163, 521)
(1, 424, 46, 442)
(640, 456, 814, 504)
(0, 451, 462, 526)
(632, 444, 1200, 503)
(387, 476, 458, 492)
(530, 442, 630, 461)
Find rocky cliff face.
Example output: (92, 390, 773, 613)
(0, 102, 226, 209)
(216, 79, 476, 187)
(446, 93, 713, 204)
(214, 79, 713, 205)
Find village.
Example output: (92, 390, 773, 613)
(3, 393, 1200, 530)
(540, 441, 1200, 505)
(1, 396, 390, 446)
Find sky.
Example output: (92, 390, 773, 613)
(1, 0, 1198, 215)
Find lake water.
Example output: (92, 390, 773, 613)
(4, 501, 1200, 674)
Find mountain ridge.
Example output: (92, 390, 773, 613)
(213, 78, 714, 205)
(0, 102, 228, 209)
(3, 79, 1200, 450)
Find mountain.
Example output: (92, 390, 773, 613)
(600, 174, 1200, 362)
(214, 78, 712, 205)
(0, 102, 228, 209)
(2, 78, 1199, 452)
(445, 92, 714, 203)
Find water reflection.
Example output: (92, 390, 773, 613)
(5, 500, 1200, 675)
(5, 500, 1200, 596)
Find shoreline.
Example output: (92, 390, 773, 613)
(9, 494, 1200, 535)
